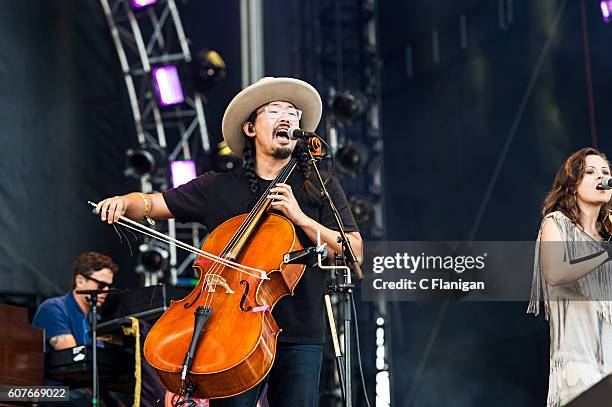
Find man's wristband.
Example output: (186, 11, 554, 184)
(138, 193, 155, 225)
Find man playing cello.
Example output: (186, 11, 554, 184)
(96, 77, 363, 406)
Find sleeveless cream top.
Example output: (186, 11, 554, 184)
(528, 211, 612, 406)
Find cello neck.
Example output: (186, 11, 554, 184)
(223, 158, 298, 260)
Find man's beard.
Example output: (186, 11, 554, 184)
(272, 146, 292, 159)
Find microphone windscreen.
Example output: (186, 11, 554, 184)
(288, 126, 300, 139)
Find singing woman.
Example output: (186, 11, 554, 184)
(529, 147, 612, 406)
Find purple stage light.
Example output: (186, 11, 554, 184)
(153, 66, 185, 106)
(170, 160, 197, 188)
(602, 1, 612, 23)
(131, 0, 157, 8)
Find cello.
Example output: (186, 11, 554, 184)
(143, 155, 311, 399)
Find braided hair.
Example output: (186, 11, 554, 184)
(243, 111, 260, 195)
(242, 110, 323, 206)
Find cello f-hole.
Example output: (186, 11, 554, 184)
(184, 289, 203, 309)
(239, 280, 253, 312)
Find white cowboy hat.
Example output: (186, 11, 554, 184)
(221, 77, 322, 157)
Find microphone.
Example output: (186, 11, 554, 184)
(288, 126, 319, 140)
(597, 177, 612, 190)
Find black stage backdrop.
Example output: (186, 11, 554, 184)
(0, 0, 140, 295)
(378, 1, 612, 406)
(0, 0, 244, 297)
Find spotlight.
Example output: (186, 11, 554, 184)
(213, 141, 242, 172)
(137, 242, 169, 273)
(335, 141, 369, 176)
(189, 49, 227, 93)
(153, 66, 185, 106)
(349, 196, 373, 226)
(131, 0, 157, 8)
(330, 91, 368, 123)
(170, 160, 197, 188)
(126, 144, 165, 178)
(602, 1, 612, 23)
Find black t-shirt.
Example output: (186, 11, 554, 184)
(162, 166, 358, 343)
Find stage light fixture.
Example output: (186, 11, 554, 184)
(602, 1, 612, 23)
(335, 141, 369, 176)
(189, 49, 227, 93)
(330, 91, 368, 123)
(170, 160, 197, 188)
(137, 242, 169, 273)
(213, 141, 242, 172)
(126, 144, 165, 178)
(131, 0, 157, 8)
(349, 196, 373, 226)
(153, 66, 185, 106)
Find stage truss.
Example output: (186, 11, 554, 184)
(100, 0, 209, 285)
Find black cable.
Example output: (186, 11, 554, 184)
(175, 399, 197, 407)
(174, 387, 198, 407)
(350, 291, 372, 407)
(173, 380, 198, 407)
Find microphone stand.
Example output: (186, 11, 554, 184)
(76, 288, 129, 406)
(80, 290, 100, 406)
(307, 147, 363, 407)
(307, 149, 363, 280)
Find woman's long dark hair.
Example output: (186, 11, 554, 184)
(243, 110, 323, 206)
(542, 147, 612, 225)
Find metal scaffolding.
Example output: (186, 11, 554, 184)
(99, 0, 209, 285)
(292, 0, 386, 241)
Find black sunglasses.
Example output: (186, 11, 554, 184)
(79, 273, 114, 290)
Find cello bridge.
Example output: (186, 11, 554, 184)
(203, 274, 235, 294)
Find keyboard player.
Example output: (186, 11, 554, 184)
(32, 251, 166, 406)
(32, 252, 117, 352)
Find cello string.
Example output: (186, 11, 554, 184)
(112, 221, 259, 307)
(221, 158, 296, 260)
(200, 159, 297, 309)
(202, 159, 297, 307)
(201, 159, 299, 310)
(196, 159, 297, 307)
(218, 158, 297, 259)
